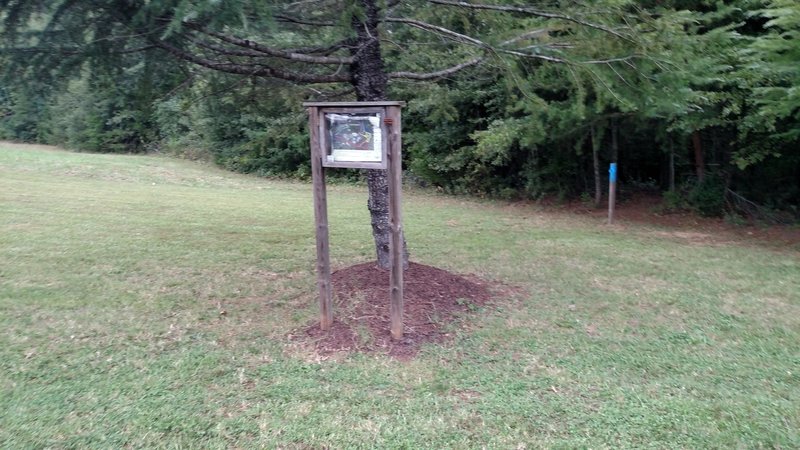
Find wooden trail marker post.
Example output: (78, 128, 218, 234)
(305, 101, 406, 340)
(608, 162, 617, 225)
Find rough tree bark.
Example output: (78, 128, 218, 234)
(611, 118, 619, 164)
(591, 125, 603, 208)
(350, 0, 409, 270)
(692, 130, 705, 182)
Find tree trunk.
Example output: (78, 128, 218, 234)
(591, 125, 602, 208)
(610, 119, 619, 163)
(350, 0, 409, 269)
(692, 130, 704, 182)
(668, 138, 675, 192)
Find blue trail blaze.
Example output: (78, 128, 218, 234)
(609, 163, 617, 183)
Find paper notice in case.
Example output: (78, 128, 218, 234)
(327, 114, 382, 162)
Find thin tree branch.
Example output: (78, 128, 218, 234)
(273, 13, 335, 27)
(284, 0, 328, 8)
(1, 47, 79, 55)
(385, 18, 567, 64)
(183, 22, 354, 65)
(304, 86, 356, 100)
(583, 55, 641, 64)
(85, 24, 170, 46)
(285, 39, 356, 56)
(160, 72, 195, 99)
(2, 44, 156, 55)
(584, 64, 627, 105)
(607, 62, 634, 88)
(114, 45, 157, 54)
(498, 49, 566, 63)
(384, 17, 488, 48)
(501, 29, 549, 46)
(184, 77, 251, 106)
(185, 34, 266, 58)
(151, 39, 350, 84)
(426, 0, 633, 42)
(389, 56, 485, 80)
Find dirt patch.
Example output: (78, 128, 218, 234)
(298, 262, 496, 360)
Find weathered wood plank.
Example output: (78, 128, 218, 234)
(303, 101, 406, 107)
(387, 105, 404, 340)
(315, 107, 386, 114)
(321, 161, 387, 170)
(309, 106, 333, 330)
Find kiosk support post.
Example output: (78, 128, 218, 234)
(309, 106, 333, 330)
(387, 106, 404, 340)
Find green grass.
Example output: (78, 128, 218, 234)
(1, 141, 798, 448)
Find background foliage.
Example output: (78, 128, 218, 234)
(1, 0, 798, 217)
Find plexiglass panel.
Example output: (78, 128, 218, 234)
(324, 113, 383, 164)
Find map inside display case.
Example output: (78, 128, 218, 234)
(325, 113, 383, 164)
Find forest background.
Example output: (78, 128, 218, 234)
(1, 0, 798, 220)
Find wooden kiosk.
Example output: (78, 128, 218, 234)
(304, 101, 406, 340)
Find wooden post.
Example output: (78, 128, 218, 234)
(608, 162, 617, 225)
(309, 107, 333, 330)
(387, 106, 404, 340)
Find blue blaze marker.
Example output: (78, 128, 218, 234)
(609, 163, 617, 183)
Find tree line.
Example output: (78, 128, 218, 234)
(1, 0, 798, 224)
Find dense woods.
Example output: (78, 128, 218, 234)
(1, 0, 798, 220)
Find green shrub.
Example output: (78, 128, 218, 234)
(662, 189, 687, 211)
(688, 173, 727, 217)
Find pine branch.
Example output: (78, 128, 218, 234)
(182, 22, 354, 65)
(186, 34, 266, 59)
(151, 39, 350, 84)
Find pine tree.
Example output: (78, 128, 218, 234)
(2, 0, 662, 266)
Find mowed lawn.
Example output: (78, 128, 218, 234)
(1, 142, 798, 448)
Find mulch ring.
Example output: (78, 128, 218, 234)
(299, 261, 497, 360)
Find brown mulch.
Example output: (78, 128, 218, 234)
(301, 262, 495, 359)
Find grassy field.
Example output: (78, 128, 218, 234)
(1, 141, 798, 448)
